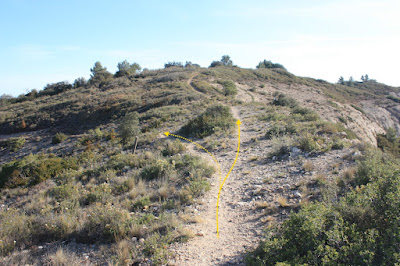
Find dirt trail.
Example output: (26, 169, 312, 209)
(169, 105, 266, 265)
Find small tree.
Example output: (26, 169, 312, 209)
(221, 55, 233, 67)
(115, 60, 141, 77)
(89, 61, 113, 84)
(73, 77, 87, 88)
(338, 76, 345, 85)
(210, 55, 234, 67)
(164, 62, 183, 68)
(256, 60, 286, 70)
(119, 111, 140, 144)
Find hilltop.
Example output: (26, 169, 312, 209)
(1, 57, 400, 265)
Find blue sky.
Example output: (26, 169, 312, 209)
(1, 0, 399, 96)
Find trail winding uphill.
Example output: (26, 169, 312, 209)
(169, 105, 267, 265)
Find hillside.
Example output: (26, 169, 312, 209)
(1, 62, 400, 265)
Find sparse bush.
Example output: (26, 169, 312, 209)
(119, 111, 140, 144)
(218, 80, 237, 96)
(73, 77, 87, 88)
(115, 60, 141, 77)
(180, 105, 235, 138)
(132, 196, 151, 210)
(141, 159, 172, 180)
(272, 92, 298, 108)
(164, 61, 183, 68)
(7, 137, 26, 152)
(297, 134, 319, 153)
(248, 147, 400, 265)
(52, 132, 68, 144)
(256, 60, 286, 70)
(0, 208, 32, 256)
(265, 122, 298, 139)
(81, 204, 132, 242)
(0, 154, 78, 189)
(89, 61, 113, 85)
(162, 140, 186, 156)
(191, 81, 218, 94)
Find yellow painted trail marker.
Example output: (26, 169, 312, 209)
(163, 119, 241, 238)
(216, 120, 241, 238)
(164, 132, 222, 185)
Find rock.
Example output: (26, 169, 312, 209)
(291, 147, 301, 153)
(139, 238, 145, 243)
(272, 156, 277, 161)
(283, 184, 290, 190)
(293, 191, 302, 198)
(131, 237, 138, 242)
(196, 231, 205, 237)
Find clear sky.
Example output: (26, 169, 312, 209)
(1, 0, 399, 96)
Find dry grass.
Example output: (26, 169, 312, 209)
(46, 247, 79, 266)
(129, 178, 147, 199)
(262, 177, 273, 184)
(343, 167, 357, 180)
(114, 239, 133, 265)
(255, 201, 270, 209)
(303, 160, 314, 172)
(277, 196, 289, 207)
(313, 173, 328, 186)
(249, 156, 259, 161)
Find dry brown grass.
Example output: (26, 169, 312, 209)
(277, 196, 289, 207)
(303, 160, 314, 172)
(255, 201, 270, 209)
(114, 239, 133, 265)
(46, 247, 79, 266)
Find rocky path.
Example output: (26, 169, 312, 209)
(169, 105, 267, 265)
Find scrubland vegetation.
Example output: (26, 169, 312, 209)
(1, 56, 400, 264)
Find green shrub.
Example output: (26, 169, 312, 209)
(272, 92, 298, 108)
(47, 183, 78, 201)
(218, 80, 237, 96)
(297, 134, 319, 152)
(107, 153, 144, 171)
(180, 105, 235, 138)
(256, 60, 286, 70)
(162, 139, 186, 156)
(84, 183, 112, 205)
(0, 154, 78, 189)
(119, 111, 140, 144)
(52, 132, 68, 144)
(191, 81, 218, 94)
(133, 196, 151, 210)
(387, 95, 400, 103)
(249, 148, 400, 265)
(0, 208, 32, 256)
(141, 159, 172, 180)
(265, 122, 298, 139)
(7, 137, 26, 152)
(81, 204, 133, 242)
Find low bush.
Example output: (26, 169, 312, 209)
(162, 140, 186, 156)
(5, 137, 26, 152)
(180, 105, 235, 138)
(52, 132, 68, 144)
(248, 148, 400, 265)
(265, 122, 298, 139)
(191, 81, 218, 94)
(218, 80, 237, 96)
(141, 159, 172, 180)
(0, 154, 78, 189)
(272, 92, 298, 108)
(80, 204, 133, 243)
